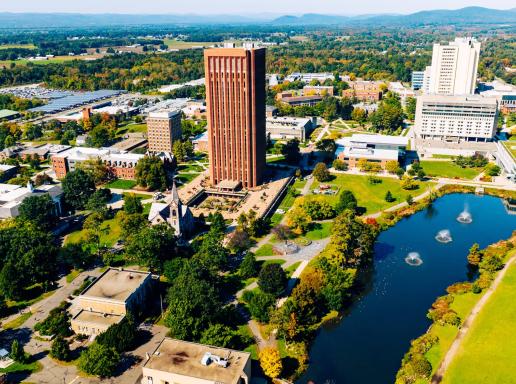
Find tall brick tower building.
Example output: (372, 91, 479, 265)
(204, 47, 266, 189)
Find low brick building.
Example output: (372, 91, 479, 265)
(343, 81, 383, 102)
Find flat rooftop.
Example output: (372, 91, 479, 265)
(144, 338, 250, 384)
(72, 309, 124, 327)
(337, 134, 409, 147)
(80, 268, 150, 303)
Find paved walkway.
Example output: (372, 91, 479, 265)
(431, 254, 516, 384)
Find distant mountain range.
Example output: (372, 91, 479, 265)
(272, 7, 516, 26)
(0, 7, 515, 29)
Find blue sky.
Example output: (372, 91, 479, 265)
(2, 0, 514, 15)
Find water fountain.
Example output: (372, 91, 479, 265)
(405, 252, 423, 266)
(457, 208, 473, 224)
(435, 229, 453, 243)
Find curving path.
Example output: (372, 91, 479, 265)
(431, 254, 516, 384)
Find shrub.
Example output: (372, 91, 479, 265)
(446, 282, 472, 295)
(78, 342, 119, 377)
(50, 336, 71, 361)
(333, 159, 348, 171)
(312, 162, 331, 182)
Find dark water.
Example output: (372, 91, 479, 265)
(297, 193, 516, 384)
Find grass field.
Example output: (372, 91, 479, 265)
(442, 263, 516, 384)
(106, 179, 137, 190)
(0, 44, 36, 49)
(311, 174, 432, 214)
(255, 243, 274, 257)
(65, 216, 122, 247)
(2, 311, 32, 330)
(502, 140, 516, 161)
(0, 55, 98, 68)
(305, 221, 332, 240)
(0, 360, 42, 375)
(116, 123, 147, 136)
(164, 40, 217, 49)
(420, 161, 482, 180)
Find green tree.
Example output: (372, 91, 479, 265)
(484, 163, 501, 177)
(18, 194, 58, 230)
(10, 340, 25, 363)
(258, 263, 287, 297)
(405, 96, 417, 120)
(239, 252, 259, 279)
(125, 223, 176, 273)
(173, 140, 187, 162)
(200, 324, 238, 349)
(78, 342, 120, 378)
(351, 107, 367, 126)
(281, 139, 301, 164)
(406, 194, 414, 205)
(467, 243, 482, 266)
(62, 169, 96, 210)
(385, 190, 395, 203)
(333, 158, 348, 171)
(312, 162, 331, 182)
(244, 290, 276, 323)
(50, 336, 71, 361)
(86, 188, 112, 212)
(96, 316, 137, 353)
(123, 193, 143, 214)
(135, 155, 167, 191)
(77, 158, 110, 185)
(335, 190, 357, 213)
(164, 267, 222, 340)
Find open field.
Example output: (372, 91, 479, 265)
(65, 216, 122, 247)
(420, 161, 482, 180)
(0, 55, 100, 68)
(106, 179, 137, 190)
(164, 40, 218, 49)
(311, 173, 432, 214)
(502, 140, 516, 161)
(441, 262, 516, 384)
(116, 123, 147, 136)
(0, 44, 36, 49)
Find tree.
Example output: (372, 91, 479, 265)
(239, 252, 259, 279)
(10, 340, 25, 363)
(401, 176, 419, 190)
(77, 158, 109, 185)
(467, 243, 482, 266)
(271, 224, 293, 244)
(333, 158, 348, 171)
(406, 194, 414, 205)
(50, 336, 71, 361)
(351, 107, 367, 126)
(259, 347, 282, 379)
(125, 223, 176, 272)
(258, 263, 287, 296)
(484, 163, 501, 177)
(281, 139, 301, 164)
(164, 267, 223, 340)
(335, 190, 357, 213)
(227, 229, 251, 252)
(382, 191, 396, 204)
(286, 206, 311, 234)
(78, 342, 120, 378)
(117, 211, 148, 239)
(173, 140, 187, 162)
(405, 96, 417, 120)
(86, 188, 112, 212)
(96, 316, 137, 353)
(300, 197, 335, 220)
(123, 193, 143, 214)
(369, 95, 405, 133)
(244, 289, 276, 323)
(396, 167, 405, 179)
(135, 155, 167, 191)
(312, 162, 331, 182)
(34, 301, 72, 337)
(62, 169, 96, 210)
(385, 160, 400, 174)
(200, 324, 238, 349)
(18, 194, 58, 230)
(316, 138, 336, 158)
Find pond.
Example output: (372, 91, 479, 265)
(297, 193, 516, 384)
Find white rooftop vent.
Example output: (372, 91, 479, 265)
(200, 352, 228, 368)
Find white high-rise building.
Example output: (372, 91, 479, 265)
(415, 95, 498, 142)
(422, 66, 432, 94)
(428, 37, 481, 95)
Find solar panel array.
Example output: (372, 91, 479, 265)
(29, 90, 124, 114)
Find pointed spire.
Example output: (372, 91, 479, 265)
(171, 181, 180, 203)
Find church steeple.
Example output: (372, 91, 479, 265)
(171, 181, 180, 205)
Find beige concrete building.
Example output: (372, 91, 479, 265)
(142, 338, 251, 384)
(71, 268, 153, 336)
(147, 110, 182, 153)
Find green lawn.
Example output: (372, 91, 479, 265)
(106, 179, 137, 189)
(2, 311, 32, 329)
(255, 243, 274, 257)
(266, 155, 286, 164)
(285, 262, 302, 277)
(270, 213, 283, 227)
(0, 43, 36, 49)
(305, 221, 332, 240)
(420, 161, 482, 180)
(116, 123, 147, 136)
(65, 217, 122, 247)
(65, 269, 81, 283)
(502, 140, 516, 161)
(292, 178, 308, 191)
(0, 360, 42, 375)
(262, 259, 286, 267)
(311, 174, 432, 214)
(442, 263, 516, 384)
